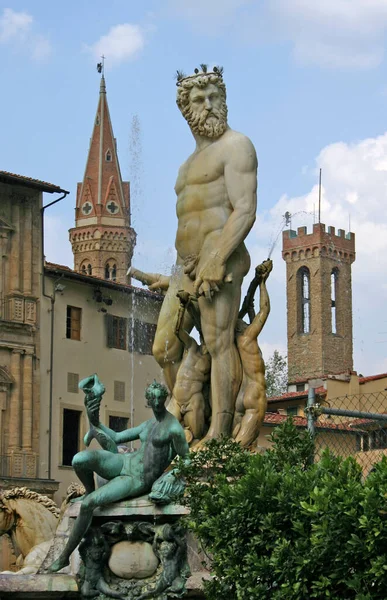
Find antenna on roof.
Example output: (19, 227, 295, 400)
(318, 168, 322, 223)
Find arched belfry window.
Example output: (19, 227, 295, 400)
(298, 267, 310, 334)
(81, 262, 92, 276)
(331, 268, 339, 334)
(105, 149, 112, 162)
(105, 261, 116, 281)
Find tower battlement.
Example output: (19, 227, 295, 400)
(282, 221, 355, 383)
(282, 223, 355, 264)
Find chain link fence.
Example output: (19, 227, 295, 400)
(306, 391, 387, 476)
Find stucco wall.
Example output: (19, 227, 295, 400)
(40, 274, 163, 503)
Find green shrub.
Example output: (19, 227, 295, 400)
(177, 421, 387, 599)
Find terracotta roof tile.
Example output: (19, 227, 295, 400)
(263, 412, 359, 432)
(268, 387, 326, 402)
(359, 373, 387, 384)
(0, 171, 67, 193)
(44, 261, 163, 300)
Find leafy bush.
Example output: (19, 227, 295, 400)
(177, 421, 387, 599)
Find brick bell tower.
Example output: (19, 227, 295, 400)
(282, 223, 356, 383)
(69, 75, 136, 283)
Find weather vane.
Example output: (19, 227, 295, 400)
(97, 55, 105, 75)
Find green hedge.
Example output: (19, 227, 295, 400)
(177, 421, 387, 599)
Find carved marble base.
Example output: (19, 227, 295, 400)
(0, 496, 210, 599)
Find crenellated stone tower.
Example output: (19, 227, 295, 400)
(69, 76, 136, 283)
(282, 223, 356, 383)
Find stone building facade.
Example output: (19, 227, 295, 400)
(282, 223, 356, 384)
(0, 171, 67, 495)
(69, 76, 136, 284)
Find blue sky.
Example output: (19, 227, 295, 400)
(1, 0, 386, 376)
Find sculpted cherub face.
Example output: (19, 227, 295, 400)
(177, 74, 228, 138)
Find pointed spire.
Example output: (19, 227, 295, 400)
(75, 75, 128, 223)
(69, 75, 136, 284)
(100, 74, 106, 94)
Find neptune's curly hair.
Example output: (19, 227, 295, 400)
(145, 380, 169, 403)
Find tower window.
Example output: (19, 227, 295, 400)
(331, 268, 338, 334)
(82, 202, 93, 215)
(81, 262, 92, 276)
(106, 150, 112, 162)
(298, 267, 310, 334)
(105, 262, 117, 281)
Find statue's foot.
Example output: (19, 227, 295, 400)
(191, 433, 216, 451)
(191, 430, 237, 451)
(47, 556, 70, 573)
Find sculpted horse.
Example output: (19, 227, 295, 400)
(0, 487, 60, 573)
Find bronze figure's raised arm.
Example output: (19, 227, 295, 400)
(48, 377, 189, 573)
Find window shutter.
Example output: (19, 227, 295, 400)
(106, 313, 114, 347)
(127, 319, 156, 355)
(146, 323, 156, 355)
(67, 372, 79, 393)
(114, 381, 125, 402)
(128, 317, 135, 352)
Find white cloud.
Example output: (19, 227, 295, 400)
(169, 0, 387, 69)
(0, 7, 32, 42)
(269, 0, 387, 68)
(0, 8, 51, 62)
(87, 23, 146, 66)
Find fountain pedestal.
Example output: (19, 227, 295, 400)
(0, 496, 210, 599)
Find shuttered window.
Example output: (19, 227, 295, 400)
(106, 314, 127, 350)
(67, 372, 79, 393)
(114, 381, 125, 402)
(66, 306, 82, 340)
(128, 318, 156, 355)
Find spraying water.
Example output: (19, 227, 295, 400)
(267, 210, 314, 258)
(128, 114, 143, 437)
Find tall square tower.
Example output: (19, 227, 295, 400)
(282, 223, 355, 383)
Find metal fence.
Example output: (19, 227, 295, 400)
(306, 390, 387, 476)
